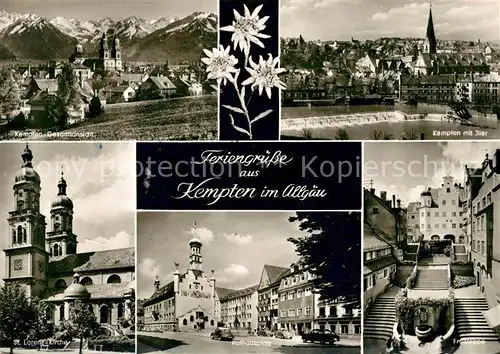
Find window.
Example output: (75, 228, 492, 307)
(442, 212, 446, 217)
(442, 224, 446, 228)
(452, 212, 456, 217)
(442, 200, 446, 206)
(297, 289, 303, 298)
(372, 207, 379, 214)
(80, 277, 93, 286)
(55, 279, 67, 288)
(341, 325, 349, 334)
(384, 268, 389, 278)
(427, 212, 430, 217)
(297, 308, 303, 316)
(280, 310, 286, 317)
(288, 292, 294, 300)
(288, 309, 295, 317)
(319, 307, 326, 317)
(305, 307, 311, 316)
(107, 274, 121, 284)
(435, 212, 439, 217)
(435, 224, 439, 228)
(281, 294, 286, 301)
(452, 199, 456, 205)
(452, 223, 456, 228)
(304, 288, 312, 296)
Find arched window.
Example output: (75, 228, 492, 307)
(17, 226, 22, 244)
(107, 274, 121, 284)
(100, 305, 109, 324)
(55, 279, 67, 289)
(190, 315, 194, 322)
(183, 319, 187, 325)
(59, 305, 65, 321)
(80, 277, 93, 286)
(23, 228, 27, 243)
(210, 320, 214, 326)
(118, 303, 124, 319)
(12, 230, 16, 245)
(53, 244, 59, 257)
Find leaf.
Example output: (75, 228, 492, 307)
(229, 114, 251, 137)
(241, 86, 246, 101)
(223, 105, 245, 114)
(251, 109, 273, 124)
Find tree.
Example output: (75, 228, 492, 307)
(287, 212, 361, 303)
(31, 298, 54, 340)
(0, 68, 21, 117)
(0, 283, 37, 354)
(334, 128, 350, 140)
(88, 96, 103, 118)
(67, 301, 100, 354)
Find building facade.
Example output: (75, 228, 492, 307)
(219, 285, 259, 331)
(277, 263, 360, 338)
(257, 265, 288, 330)
(406, 201, 422, 242)
(3, 144, 135, 327)
(417, 175, 465, 242)
(142, 237, 218, 332)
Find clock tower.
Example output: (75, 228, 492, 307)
(46, 169, 77, 259)
(3, 144, 48, 298)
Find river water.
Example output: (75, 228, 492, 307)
(281, 104, 500, 140)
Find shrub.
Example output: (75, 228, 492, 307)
(395, 296, 452, 334)
(452, 276, 476, 289)
(450, 260, 472, 266)
(88, 336, 135, 352)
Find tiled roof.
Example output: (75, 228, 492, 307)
(364, 232, 390, 252)
(401, 74, 457, 85)
(144, 281, 174, 307)
(44, 283, 130, 301)
(364, 255, 397, 275)
(216, 287, 235, 299)
(49, 248, 135, 274)
(221, 284, 259, 302)
(121, 73, 145, 82)
(33, 79, 58, 92)
(149, 76, 176, 90)
(263, 265, 289, 285)
(419, 53, 487, 68)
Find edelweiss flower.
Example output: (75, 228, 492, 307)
(220, 4, 270, 55)
(201, 45, 238, 85)
(242, 55, 286, 99)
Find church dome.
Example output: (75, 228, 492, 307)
(51, 172, 73, 209)
(15, 167, 41, 185)
(63, 273, 90, 300)
(189, 237, 202, 246)
(51, 195, 74, 209)
(421, 189, 432, 197)
(15, 143, 40, 185)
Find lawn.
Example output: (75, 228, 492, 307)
(34, 95, 217, 141)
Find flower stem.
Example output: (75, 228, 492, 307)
(229, 76, 252, 139)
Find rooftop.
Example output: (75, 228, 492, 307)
(49, 248, 135, 274)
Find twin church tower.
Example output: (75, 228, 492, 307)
(4, 144, 77, 298)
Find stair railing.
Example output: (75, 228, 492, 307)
(447, 263, 452, 288)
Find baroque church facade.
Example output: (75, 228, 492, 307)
(2, 144, 135, 328)
(69, 33, 123, 73)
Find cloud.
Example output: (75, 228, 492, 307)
(223, 233, 252, 244)
(139, 257, 160, 281)
(371, 3, 427, 21)
(223, 264, 249, 277)
(188, 226, 214, 244)
(77, 230, 134, 253)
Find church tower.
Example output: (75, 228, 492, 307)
(3, 144, 48, 298)
(188, 232, 203, 271)
(46, 169, 77, 259)
(424, 2, 437, 54)
(111, 37, 122, 71)
(99, 33, 110, 60)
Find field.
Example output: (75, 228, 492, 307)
(13, 95, 218, 141)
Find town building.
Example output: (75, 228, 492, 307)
(69, 34, 123, 73)
(363, 222, 397, 310)
(406, 201, 422, 242)
(277, 262, 360, 338)
(257, 264, 289, 330)
(416, 175, 465, 242)
(2, 144, 135, 327)
(219, 285, 259, 331)
(399, 74, 457, 103)
(457, 73, 500, 106)
(142, 237, 218, 332)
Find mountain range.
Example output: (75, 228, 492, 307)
(0, 10, 217, 63)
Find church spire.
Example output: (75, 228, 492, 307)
(426, 1, 437, 54)
(57, 167, 67, 196)
(21, 143, 33, 168)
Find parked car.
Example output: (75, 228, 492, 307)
(257, 329, 274, 337)
(275, 330, 293, 339)
(210, 328, 235, 341)
(302, 329, 339, 344)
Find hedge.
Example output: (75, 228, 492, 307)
(452, 275, 476, 289)
(88, 336, 135, 352)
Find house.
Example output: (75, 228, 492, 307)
(139, 76, 177, 99)
(26, 78, 58, 99)
(120, 73, 149, 84)
(175, 78, 203, 96)
(102, 84, 137, 103)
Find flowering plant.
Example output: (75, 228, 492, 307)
(202, 4, 286, 139)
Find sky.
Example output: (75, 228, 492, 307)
(137, 212, 308, 299)
(0, 142, 135, 280)
(0, 0, 216, 21)
(281, 0, 500, 42)
(363, 141, 499, 207)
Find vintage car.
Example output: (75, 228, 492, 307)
(301, 329, 340, 344)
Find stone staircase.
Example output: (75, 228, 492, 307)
(364, 296, 396, 340)
(413, 268, 449, 290)
(455, 298, 500, 342)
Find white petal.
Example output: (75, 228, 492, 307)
(220, 25, 235, 32)
(256, 16, 269, 27)
(266, 87, 272, 99)
(256, 33, 271, 39)
(203, 48, 213, 58)
(248, 56, 257, 69)
(249, 36, 265, 48)
(241, 77, 254, 86)
(244, 5, 250, 17)
(259, 55, 265, 66)
(233, 9, 242, 20)
(201, 58, 211, 65)
(252, 5, 263, 18)
(258, 85, 263, 96)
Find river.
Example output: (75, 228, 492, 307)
(281, 104, 500, 140)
